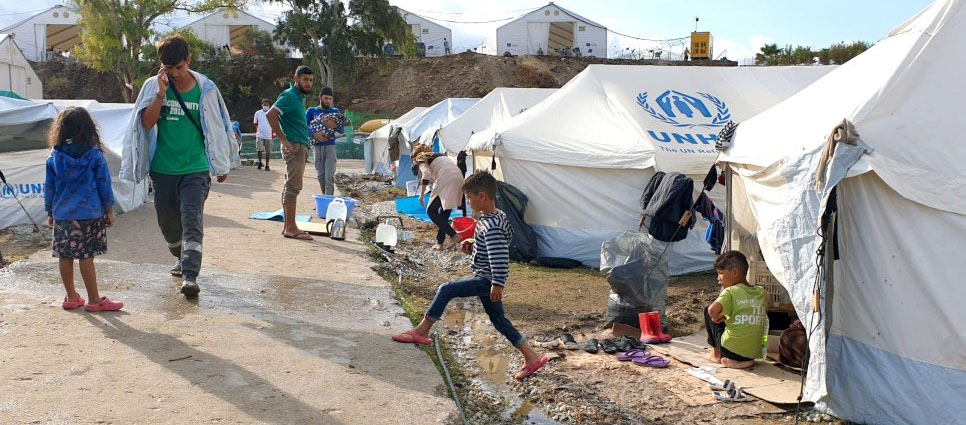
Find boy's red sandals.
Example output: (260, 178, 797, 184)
(84, 297, 123, 312)
(391, 330, 433, 346)
(62, 296, 86, 310)
(514, 356, 549, 380)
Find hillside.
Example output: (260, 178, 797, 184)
(35, 53, 737, 129)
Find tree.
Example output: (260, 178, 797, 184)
(72, 0, 243, 102)
(272, 0, 413, 90)
(756, 41, 871, 66)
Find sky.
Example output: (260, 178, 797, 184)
(0, 0, 935, 63)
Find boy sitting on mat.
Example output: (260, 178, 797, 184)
(705, 251, 768, 369)
(392, 171, 548, 380)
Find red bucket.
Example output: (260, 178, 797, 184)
(452, 217, 476, 241)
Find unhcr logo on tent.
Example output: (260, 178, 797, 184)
(638, 90, 731, 149)
(0, 183, 44, 200)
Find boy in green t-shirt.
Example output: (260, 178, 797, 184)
(705, 251, 768, 369)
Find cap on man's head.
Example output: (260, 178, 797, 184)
(321, 87, 334, 96)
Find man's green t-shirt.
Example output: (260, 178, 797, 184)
(272, 83, 309, 146)
(715, 283, 768, 359)
(151, 84, 210, 175)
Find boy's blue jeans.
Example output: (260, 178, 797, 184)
(426, 276, 525, 348)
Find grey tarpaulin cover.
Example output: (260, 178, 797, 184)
(495, 181, 538, 262)
(601, 231, 669, 327)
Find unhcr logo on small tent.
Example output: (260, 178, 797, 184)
(638, 90, 731, 148)
(0, 183, 44, 200)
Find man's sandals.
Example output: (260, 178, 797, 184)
(283, 231, 313, 240)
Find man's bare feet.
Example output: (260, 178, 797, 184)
(721, 358, 755, 369)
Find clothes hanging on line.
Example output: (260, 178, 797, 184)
(696, 192, 725, 254)
(640, 172, 695, 242)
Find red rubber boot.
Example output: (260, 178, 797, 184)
(638, 312, 663, 344)
(648, 311, 672, 343)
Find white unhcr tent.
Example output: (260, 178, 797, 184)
(366, 106, 427, 175)
(0, 97, 148, 229)
(438, 87, 556, 154)
(719, 1, 966, 423)
(466, 64, 832, 274)
(394, 98, 480, 149)
(391, 98, 479, 188)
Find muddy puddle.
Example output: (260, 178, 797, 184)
(441, 301, 558, 425)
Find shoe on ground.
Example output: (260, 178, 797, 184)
(265, 165, 271, 171)
(256, 162, 263, 169)
(170, 259, 183, 277)
(180, 280, 200, 297)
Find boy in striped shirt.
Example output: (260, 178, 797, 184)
(393, 171, 548, 380)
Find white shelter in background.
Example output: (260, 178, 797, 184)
(396, 8, 452, 57)
(0, 6, 81, 63)
(0, 34, 43, 99)
(179, 8, 287, 55)
(496, 2, 607, 58)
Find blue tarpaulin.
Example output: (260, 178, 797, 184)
(394, 194, 432, 222)
(394, 194, 471, 222)
(249, 209, 312, 223)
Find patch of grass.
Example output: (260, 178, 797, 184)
(378, 61, 395, 77)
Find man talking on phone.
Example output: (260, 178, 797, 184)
(119, 34, 238, 298)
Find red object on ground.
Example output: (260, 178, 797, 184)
(451, 217, 476, 241)
(647, 311, 673, 342)
(638, 312, 663, 344)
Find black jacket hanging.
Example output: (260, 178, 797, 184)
(640, 172, 695, 242)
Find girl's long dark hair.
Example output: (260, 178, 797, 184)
(47, 106, 102, 150)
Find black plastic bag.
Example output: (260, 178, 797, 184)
(495, 181, 538, 263)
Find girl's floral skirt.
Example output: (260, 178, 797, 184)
(52, 218, 107, 259)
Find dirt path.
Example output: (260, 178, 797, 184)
(0, 162, 457, 424)
(340, 173, 810, 425)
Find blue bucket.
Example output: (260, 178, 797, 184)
(313, 195, 358, 219)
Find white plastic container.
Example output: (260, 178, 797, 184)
(406, 180, 419, 196)
(375, 223, 398, 248)
(324, 198, 348, 222)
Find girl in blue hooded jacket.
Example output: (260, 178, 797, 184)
(44, 107, 123, 312)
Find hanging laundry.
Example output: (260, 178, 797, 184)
(696, 192, 725, 254)
(640, 172, 695, 242)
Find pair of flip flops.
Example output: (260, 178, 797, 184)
(616, 349, 671, 368)
(711, 380, 748, 402)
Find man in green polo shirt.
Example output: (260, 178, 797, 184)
(266, 65, 314, 240)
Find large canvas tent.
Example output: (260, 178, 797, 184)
(466, 64, 832, 274)
(439, 87, 556, 154)
(179, 8, 288, 55)
(390, 98, 479, 188)
(0, 6, 80, 62)
(0, 97, 148, 229)
(0, 34, 43, 99)
(719, 1, 966, 423)
(397, 8, 452, 57)
(496, 3, 607, 58)
(365, 106, 427, 175)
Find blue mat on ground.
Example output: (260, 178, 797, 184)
(394, 194, 433, 222)
(249, 209, 312, 223)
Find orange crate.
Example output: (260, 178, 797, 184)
(749, 259, 793, 309)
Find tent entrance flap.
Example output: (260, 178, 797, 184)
(548, 22, 575, 52)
